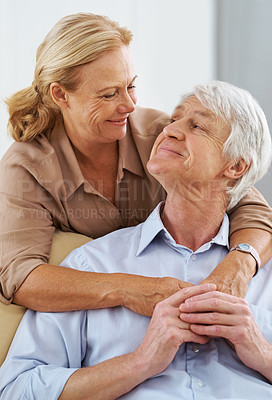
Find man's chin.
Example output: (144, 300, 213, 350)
(146, 158, 161, 177)
(147, 159, 170, 188)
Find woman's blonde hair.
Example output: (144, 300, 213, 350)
(6, 13, 133, 141)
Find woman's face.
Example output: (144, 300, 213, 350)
(61, 45, 137, 153)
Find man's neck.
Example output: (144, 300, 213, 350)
(161, 194, 227, 252)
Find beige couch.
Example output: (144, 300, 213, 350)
(0, 230, 91, 366)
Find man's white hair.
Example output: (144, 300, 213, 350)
(180, 81, 272, 210)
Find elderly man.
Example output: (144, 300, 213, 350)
(0, 81, 272, 400)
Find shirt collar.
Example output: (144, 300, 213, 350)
(136, 202, 229, 256)
(50, 119, 85, 197)
(118, 117, 145, 178)
(211, 214, 230, 248)
(136, 202, 166, 256)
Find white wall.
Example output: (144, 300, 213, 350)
(0, 0, 216, 158)
(217, 0, 272, 205)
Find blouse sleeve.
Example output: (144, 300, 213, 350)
(228, 187, 272, 237)
(0, 155, 55, 304)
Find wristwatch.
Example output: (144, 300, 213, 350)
(229, 243, 261, 277)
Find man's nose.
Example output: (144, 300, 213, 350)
(163, 121, 185, 140)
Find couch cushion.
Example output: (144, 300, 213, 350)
(0, 230, 91, 366)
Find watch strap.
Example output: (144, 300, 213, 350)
(229, 243, 261, 277)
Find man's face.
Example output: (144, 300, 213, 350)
(147, 96, 232, 197)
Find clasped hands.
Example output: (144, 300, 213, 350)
(133, 283, 272, 382)
(126, 251, 253, 318)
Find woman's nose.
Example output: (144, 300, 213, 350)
(117, 92, 136, 114)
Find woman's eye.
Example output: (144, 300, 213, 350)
(104, 93, 116, 99)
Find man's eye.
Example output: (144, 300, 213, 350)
(191, 121, 203, 130)
(128, 85, 136, 91)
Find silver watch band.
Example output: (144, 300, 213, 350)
(229, 243, 261, 277)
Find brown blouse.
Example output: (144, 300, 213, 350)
(0, 106, 271, 303)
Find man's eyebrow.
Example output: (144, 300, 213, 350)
(96, 75, 138, 94)
(173, 105, 215, 121)
(194, 110, 215, 120)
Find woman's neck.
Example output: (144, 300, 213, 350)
(73, 141, 119, 204)
(73, 141, 118, 172)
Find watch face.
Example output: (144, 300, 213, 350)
(239, 243, 250, 251)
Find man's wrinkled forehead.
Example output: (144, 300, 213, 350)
(172, 96, 217, 122)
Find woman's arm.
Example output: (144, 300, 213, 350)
(201, 188, 272, 297)
(13, 264, 192, 315)
(1, 150, 191, 315)
(200, 229, 272, 297)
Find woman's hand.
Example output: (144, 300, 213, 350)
(199, 250, 256, 298)
(180, 290, 272, 382)
(121, 275, 194, 316)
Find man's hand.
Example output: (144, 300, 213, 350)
(180, 290, 272, 382)
(122, 275, 194, 316)
(132, 284, 216, 379)
(199, 250, 255, 298)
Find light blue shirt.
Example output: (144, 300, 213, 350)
(1, 203, 272, 400)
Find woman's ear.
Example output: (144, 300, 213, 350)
(224, 159, 250, 180)
(50, 82, 68, 108)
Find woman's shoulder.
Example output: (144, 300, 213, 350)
(0, 135, 59, 197)
(0, 133, 62, 192)
(1, 134, 55, 169)
(128, 106, 170, 138)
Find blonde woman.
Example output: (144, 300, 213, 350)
(0, 13, 271, 314)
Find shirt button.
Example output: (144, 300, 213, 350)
(191, 254, 198, 261)
(197, 380, 204, 387)
(192, 344, 200, 353)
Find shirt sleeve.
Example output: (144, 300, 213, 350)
(228, 187, 272, 236)
(0, 308, 87, 400)
(0, 165, 55, 303)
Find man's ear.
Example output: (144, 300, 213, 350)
(50, 82, 69, 109)
(224, 159, 250, 180)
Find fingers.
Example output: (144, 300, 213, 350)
(189, 323, 236, 339)
(153, 300, 190, 330)
(180, 310, 242, 327)
(179, 330, 210, 345)
(179, 292, 249, 319)
(166, 283, 217, 308)
(177, 281, 195, 290)
(151, 285, 218, 341)
(180, 290, 247, 308)
(179, 290, 252, 341)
